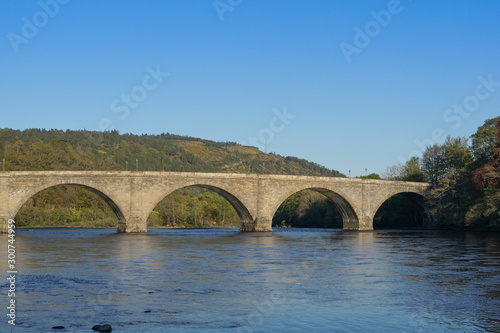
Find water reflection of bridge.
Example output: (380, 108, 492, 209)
(0, 171, 431, 233)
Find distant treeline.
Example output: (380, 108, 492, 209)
(0, 128, 344, 176)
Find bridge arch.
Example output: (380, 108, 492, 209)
(269, 186, 361, 230)
(12, 183, 127, 230)
(372, 191, 432, 228)
(145, 183, 255, 229)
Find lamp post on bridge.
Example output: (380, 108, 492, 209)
(136, 159, 138, 171)
(126, 161, 128, 171)
(2, 158, 4, 172)
(365, 168, 367, 177)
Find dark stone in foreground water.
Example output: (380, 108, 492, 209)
(92, 324, 112, 332)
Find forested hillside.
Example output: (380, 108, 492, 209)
(0, 128, 343, 176)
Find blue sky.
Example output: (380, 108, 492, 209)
(1, 0, 499, 176)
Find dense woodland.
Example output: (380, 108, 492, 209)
(0, 129, 343, 176)
(3, 117, 500, 230)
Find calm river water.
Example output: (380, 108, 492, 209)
(1, 228, 500, 332)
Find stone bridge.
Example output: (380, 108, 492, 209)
(0, 171, 431, 233)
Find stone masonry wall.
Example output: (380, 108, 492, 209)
(0, 171, 430, 233)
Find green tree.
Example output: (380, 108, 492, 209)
(423, 137, 474, 227)
(421, 144, 446, 184)
(402, 156, 426, 182)
(360, 173, 382, 180)
(471, 116, 500, 165)
(422, 136, 472, 184)
(442, 136, 472, 171)
(427, 167, 473, 227)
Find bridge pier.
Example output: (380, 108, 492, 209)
(119, 216, 147, 233)
(358, 216, 374, 231)
(0, 216, 9, 233)
(240, 217, 273, 232)
(117, 176, 148, 233)
(337, 217, 374, 231)
(344, 218, 361, 230)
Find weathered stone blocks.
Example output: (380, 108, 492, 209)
(0, 171, 430, 233)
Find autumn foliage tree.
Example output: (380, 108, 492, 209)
(467, 119, 500, 227)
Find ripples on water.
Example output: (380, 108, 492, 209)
(1, 228, 499, 332)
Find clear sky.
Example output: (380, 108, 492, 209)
(1, 0, 499, 176)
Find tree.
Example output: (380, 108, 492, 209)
(423, 137, 474, 226)
(467, 119, 500, 228)
(383, 163, 404, 180)
(361, 173, 382, 180)
(427, 167, 473, 227)
(421, 144, 446, 184)
(421, 136, 472, 184)
(442, 136, 472, 171)
(402, 157, 425, 182)
(471, 116, 500, 165)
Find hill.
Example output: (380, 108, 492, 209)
(0, 128, 344, 176)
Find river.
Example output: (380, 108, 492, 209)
(1, 228, 499, 332)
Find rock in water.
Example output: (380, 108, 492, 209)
(92, 324, 113, 333)
(99, 324, 113, 332)
(92, 324, 113, 332)
(52, 326, 65, 330)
